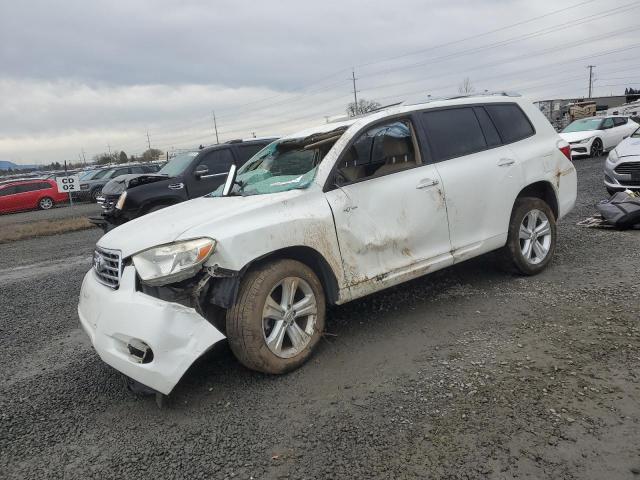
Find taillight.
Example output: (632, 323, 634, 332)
(558, 140, 572, 161)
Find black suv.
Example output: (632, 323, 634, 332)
(90, 139, 275, 232)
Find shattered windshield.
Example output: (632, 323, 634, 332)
(209, 127, 346, 197)
(158, 152, 199, 177)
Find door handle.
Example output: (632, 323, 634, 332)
(497, 158, 515, 167)
(416, 178, 439, 189)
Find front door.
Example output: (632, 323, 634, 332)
(324, 118, 451, 294)
(188, 148, 234, 198)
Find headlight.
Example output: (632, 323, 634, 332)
(579, 136, 594, 144)
(132, 237, 215, 286)
(115, 191, 127, 210)
(80, 184, 89, 190)
(608, 149, 619, 164)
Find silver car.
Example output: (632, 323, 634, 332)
(604, 125, 640, 194)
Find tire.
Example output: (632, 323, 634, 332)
(90, 189, 101, 203)
(38, 197, 54, 210)
(503, 197, 557, 276)
(590, 138, 603, 158)
(226, 259, 326, 374)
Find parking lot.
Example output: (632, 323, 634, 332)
(0, 155, 638, 479)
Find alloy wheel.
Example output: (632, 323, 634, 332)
(262, 276, 318, 359)
(519, 209, 552, 265)
(591, 139, 603, 157)
(39, 198, 53, 209)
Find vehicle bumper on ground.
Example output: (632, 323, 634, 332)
(78, 266, 226, 395)
(604, 156, 640, 191)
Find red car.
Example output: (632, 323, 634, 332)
(0, 179, 69, 214)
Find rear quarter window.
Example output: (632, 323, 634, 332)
(485, 104, 535, 144)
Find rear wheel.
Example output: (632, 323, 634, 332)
(38, 197, 54, 210)
(590, 138, 603, 158)
(226, 259, 325, 374)
(503, 197, 556, 275)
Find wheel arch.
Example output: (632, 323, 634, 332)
(209, 245, 341, 309)
(514, 181, 559, 220)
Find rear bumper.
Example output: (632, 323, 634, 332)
(78, 266, 226, 394)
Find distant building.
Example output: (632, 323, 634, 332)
(535, 95, 628, 131)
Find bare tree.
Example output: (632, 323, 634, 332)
(458, 77, 475, 95)
(347, 99, 382, 117)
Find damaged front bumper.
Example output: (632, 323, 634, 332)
(78, 265, 226, 394)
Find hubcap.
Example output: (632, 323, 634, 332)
(262, 276, 317, 359)
(40, 198, 52, 209)
(519, 209, 552, 265)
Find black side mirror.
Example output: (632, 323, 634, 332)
(194, 165, 209, 179)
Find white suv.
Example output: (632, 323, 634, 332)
(78, 94, 577, 395)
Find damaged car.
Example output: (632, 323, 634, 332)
(78, 93, 577, 396)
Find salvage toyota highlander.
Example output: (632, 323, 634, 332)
(78, 93, 577, 395)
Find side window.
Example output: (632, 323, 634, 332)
(421, 107, 487, 161)
(613, 117, 626, 127)
(129, 166, 144, 174)
(36, 182, 52, 190)
(473, 107, 502, 147)
(0, 186, 16, 197)
(114, 168, 129, 176)
(236, 144, 265, 165)
(14, 183, 39, 194)
(336, 119, 419, 185)
(485, 104, 535, 143)
(602, 118, 614, 129)
(198, 149, 234, 175)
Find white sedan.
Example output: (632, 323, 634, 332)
(559, 116, 638, 158)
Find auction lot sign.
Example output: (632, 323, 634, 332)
(56, 175, 80, 193)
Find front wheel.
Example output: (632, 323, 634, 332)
(590, 138, 603, 158)
(226, 259, 326, 374)
(503, 197, 557, 275)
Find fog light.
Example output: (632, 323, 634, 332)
(127, 339, 154, 364)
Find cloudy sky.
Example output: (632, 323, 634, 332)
(1, 0, 639, 164)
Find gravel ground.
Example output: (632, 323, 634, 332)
(0, 202, 101, 227)
(1, 156, 638, 479)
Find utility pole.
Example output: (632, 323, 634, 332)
(107, 144, 111, 156)
(251, 131, 256, 138)
(587, 65, 595, 98)
(146, 131, 151, 150)
(212, 111, 220, 144)
(81, 149, 86, 165)
(351, 68, 359, 115)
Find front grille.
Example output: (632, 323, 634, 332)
(93, 247, 123, 289)
(614, 161, 640, 175)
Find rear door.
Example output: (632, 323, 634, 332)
(188, 148, 234, 197)
(11, 183, 41, 210)
(324, 117, 451, 291)
(419, 104, 527, 257)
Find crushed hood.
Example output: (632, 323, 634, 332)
(613, 137, 640, 158)
(97, 189, 304, 257)
(101, 174, 168, 195)
(559, 131, 599, 143)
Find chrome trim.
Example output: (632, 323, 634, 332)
(93, 246, 123, 289)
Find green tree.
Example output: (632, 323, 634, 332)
(118, 151, 128, 164)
